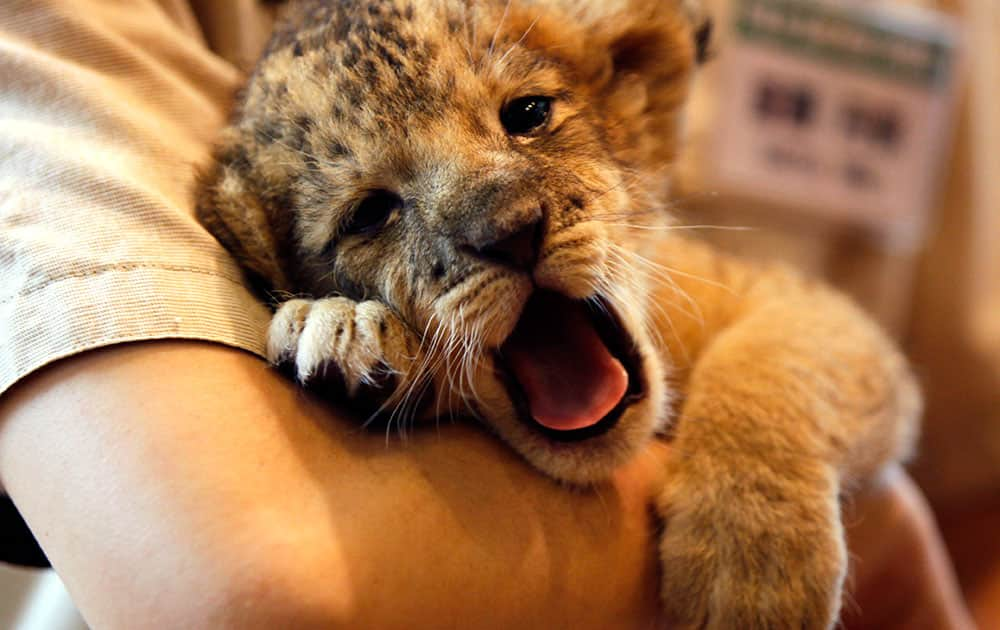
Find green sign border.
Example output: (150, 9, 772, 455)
(735, 0, 954, 87)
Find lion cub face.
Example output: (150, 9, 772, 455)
(200, 0, 706, 482)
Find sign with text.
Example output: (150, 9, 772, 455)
(707, 0, 961, 238)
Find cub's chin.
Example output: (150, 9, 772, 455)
(475, 290, 669, 485)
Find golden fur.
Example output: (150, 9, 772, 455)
(196, 1, 920, 627)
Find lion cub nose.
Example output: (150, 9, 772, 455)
(473, 217, 542, 272)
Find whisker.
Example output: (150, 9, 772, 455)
(495, 14, 539, 69)
(486, 0, 514, 67)
(604, 223, 754, 233)
(617, 245, 736, 296)
(608, 246, 705, 328)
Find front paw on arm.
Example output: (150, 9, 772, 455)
(267, 297, 423, 416)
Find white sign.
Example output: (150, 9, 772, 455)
(707, 0, 961, 239)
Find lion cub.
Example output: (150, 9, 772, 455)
(196, 0, 920, 627)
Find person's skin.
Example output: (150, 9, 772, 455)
(0, 341, 974, 629)
(842, 467, 975, 630)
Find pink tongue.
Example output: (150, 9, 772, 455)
(502, 293, 628, 432)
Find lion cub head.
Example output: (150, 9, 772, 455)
(198, 0, 710, 483)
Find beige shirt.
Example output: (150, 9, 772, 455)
(0, 0, 277, 397)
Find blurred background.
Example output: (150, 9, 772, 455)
(1, 0, 997, 627)
(676, 0, 1000, 625)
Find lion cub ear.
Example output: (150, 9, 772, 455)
(587, 0, 708, 167)
(591, 0, 708, 89)
(693, 15, 714, 64)
(195, 133, 294, 299)
(679, 0, 715, 64)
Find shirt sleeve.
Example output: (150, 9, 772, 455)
(0, 0, 275, 397)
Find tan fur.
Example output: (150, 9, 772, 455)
(196, 1, 920, 627)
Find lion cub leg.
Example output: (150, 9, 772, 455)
(654, 279, 919, 629)
(267, 298, 428, 415)
(658, 427, 846, 630)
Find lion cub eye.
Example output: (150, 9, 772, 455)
(344, 190, 402, 235)
(500, 96, 553, 136)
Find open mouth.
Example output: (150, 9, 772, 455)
(496, 291, 647, 443)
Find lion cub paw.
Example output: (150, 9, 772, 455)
(657, 469, 846, 630)
(267, 298, 422, 410)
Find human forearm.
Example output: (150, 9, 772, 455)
(843, 467, 975, 630)
(0, 341, 664, 629)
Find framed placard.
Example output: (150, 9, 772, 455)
(706, 0, 961, 239)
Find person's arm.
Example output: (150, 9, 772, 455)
(0, 341, 665, 629)
(843, 467, 975, 630)
(0, 341, 974, 629)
